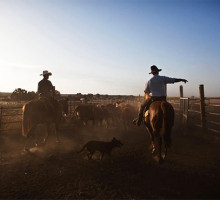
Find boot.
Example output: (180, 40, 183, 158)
(133, 99, 150, 126)
(132, 113, 143, 126)
(136, 114, 143, 126)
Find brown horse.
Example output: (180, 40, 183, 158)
(22, 97, 68, 150)
(144, 100, 174, 163)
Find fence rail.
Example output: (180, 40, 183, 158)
(0, 104, 23, 133)
(169, 85, 220, 134)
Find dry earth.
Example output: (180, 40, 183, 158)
(1, 122, 220, 199)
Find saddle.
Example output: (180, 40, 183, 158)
(151, 96, 167, 102)
(144, 96, 167, 119)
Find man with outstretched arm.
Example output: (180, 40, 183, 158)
(133, 65, 188, 126)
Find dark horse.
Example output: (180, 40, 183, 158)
(144, 100, 174, 163)
(22, 97, 68, 150)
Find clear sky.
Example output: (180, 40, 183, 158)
(0, 0, 219, 97)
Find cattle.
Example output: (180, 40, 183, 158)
(114, 103, 138, 129)
(72, 102, 138, 129)
(73, 104, 109, 127)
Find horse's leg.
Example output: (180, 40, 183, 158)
(163, 142, 168, 160)
(146, 125, 155, 154)
(158, 135, 162, 162)
(163, 129, 172, 159)
(88, 152, 93, 160)
(24, 125, 37, 151)
(156, 130, 163, 163)
(103, 119, 108, 129)
(151, 140, 156, 155)
(42, 123, 50, 145)
(55, 123, 60, 143)
(100, 153, 104, 160)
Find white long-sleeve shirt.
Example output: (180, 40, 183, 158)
(144, 74, 175, 96)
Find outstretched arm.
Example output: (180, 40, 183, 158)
(175, 78, 188, 83)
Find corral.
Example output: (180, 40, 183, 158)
(1, 87, 220, 199)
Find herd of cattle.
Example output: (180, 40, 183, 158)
(70, 102, 140, 129)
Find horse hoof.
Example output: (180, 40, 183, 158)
(152, 148, 156, 155)
(153, 155, 159, 162)
(153, 156, 164, 164)
(162, 153, 166, 159)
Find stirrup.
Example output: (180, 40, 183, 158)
(132, 118, 138, 125)
(132, 118, 142, 126)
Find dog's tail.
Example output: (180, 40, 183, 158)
(77, 144, 87, 153)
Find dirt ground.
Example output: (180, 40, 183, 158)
(1, 122, 220, 199)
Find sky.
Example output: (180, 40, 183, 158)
(0, 0, 219, 97)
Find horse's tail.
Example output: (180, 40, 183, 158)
(161, 102, 175, 148)
(22, 104, 31, 137)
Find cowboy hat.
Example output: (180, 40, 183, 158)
(40, 70, 52, 76)
(149, 65, 162, 74)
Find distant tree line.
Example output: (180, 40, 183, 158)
(9, 88, 137, 102)
(68, 93, 136, 101)
(11, 88, 37, 101)
(10, 88, 61, 101)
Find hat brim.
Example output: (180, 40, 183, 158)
(40, 73, 52, 76)
(149, 69, 162, 74)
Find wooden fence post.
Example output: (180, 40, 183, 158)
(0, 106, 2, 134)
(179, 85, 183, 98)
(179, 85, 184, 126)
(179, 85, 183, 112)
(199, 84, 206, 131)
(165, 84, 167, 96)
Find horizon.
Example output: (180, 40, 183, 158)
(0, 85, 213, 98)
(0, 0, 220, 97)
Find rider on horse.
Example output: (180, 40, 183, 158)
(37, 70, 59, 114)
(38, 70, 55, 98)
(133, 65, 188, 126)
